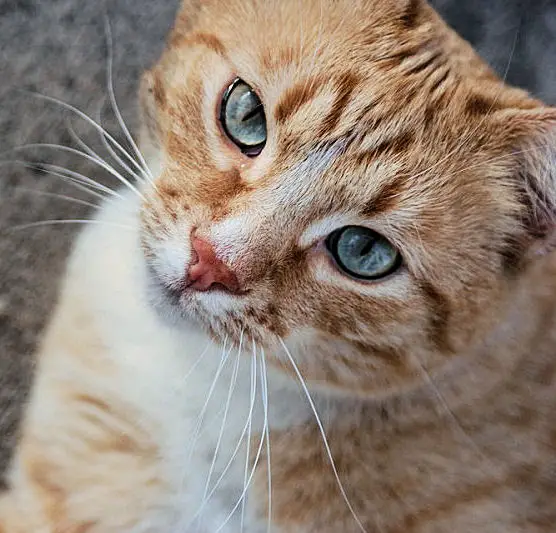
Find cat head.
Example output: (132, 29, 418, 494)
(138, 0, 556, 396)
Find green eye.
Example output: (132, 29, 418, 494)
(220, 78, 266, 156)
(326, 226, 401, 280)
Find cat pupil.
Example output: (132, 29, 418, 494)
(359, 239, 375, 256)
(241, 102, 264, 122)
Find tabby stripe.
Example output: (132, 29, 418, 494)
(151, 74, 166, 107)
(465, 94, 503, 117)
(376, 45, 422, 66)
(349, 341, 406, 369)
(429, 67, 451, 94)
(74, 393, 151, 454)
(395, 463, 539, 532)
(318, 72, 360, 136)
(274, 77, 321, 123)
(418, 280, 452, 353)
(355, 129, 415, 181)
(361, 172, 409, 216)
(500, 236, 527, 275)
(399, 0, 422, 29)
(372, 131, 415, 159)
(405, 51, 444, 75)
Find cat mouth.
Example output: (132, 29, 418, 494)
(144, 261, 268, 347)
(145, 261, 246, 320)
(150, 266, 249, 302)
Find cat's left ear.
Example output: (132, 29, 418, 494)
(170, 0, 206, 42)
(495, 106, 556, 255)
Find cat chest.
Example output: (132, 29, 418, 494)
(154, 351, 308, 533)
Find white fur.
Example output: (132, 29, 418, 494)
(9, 188, 311, 533)
(299, 213, 356, 248)
(149, 218, 194, 289)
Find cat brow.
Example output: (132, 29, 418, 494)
(172, 32, 227, 57)
(274, 72, 360, 137)
(361, 173, 409, 217)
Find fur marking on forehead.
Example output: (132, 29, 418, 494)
(269, 140, 347, 208)
(205, 142, 346, 265)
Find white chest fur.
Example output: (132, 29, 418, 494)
(57, 192, 311, 532)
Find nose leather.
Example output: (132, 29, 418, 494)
(187, 236, 240, 292)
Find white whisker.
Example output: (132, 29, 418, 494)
(215, 344, 268, 533)
(183, 339, 258, 531)
(93, 109, 146, 185)
(35, 162, 121, 199)
(0, 159, 119, 200)
(240, 343, 257, 533)
(24, 90, 153, 187)
(13, 187, 100, 209)
(66, 121, 139, 185)
(278, 338, 373, 533)
(7, 219, 135, 232)
(260, 347, 272, 533)
(66, 118, 105, 160)
(179, 341, 212, 389)
(39, 162, 120, 198)
(102, 10, 155, 185)
(8, 143, 145, 201)
(196, 332, 244, 531)
(65, 117, 143, 186)
(182, 336, 233, 505)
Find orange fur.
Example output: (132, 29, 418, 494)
(2, 0, 556, 531)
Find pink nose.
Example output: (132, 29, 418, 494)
(187, 236, 240, 292)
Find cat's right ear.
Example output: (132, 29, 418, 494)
(495, 106, 556, 259)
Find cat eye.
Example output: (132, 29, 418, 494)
(220, 78, 267, 156)
(326, 226, 401, 280)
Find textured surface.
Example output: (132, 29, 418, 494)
(0, 0, 555, 474)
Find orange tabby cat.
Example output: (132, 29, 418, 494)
(1, 0, 555, 531)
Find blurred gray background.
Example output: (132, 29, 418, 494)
(0, 0, 555, 475)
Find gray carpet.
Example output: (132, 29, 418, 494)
(0, 0, 555, 476)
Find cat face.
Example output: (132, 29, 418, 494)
(139, 0, 556, 396)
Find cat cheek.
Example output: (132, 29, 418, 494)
(153, 239, 191, 285)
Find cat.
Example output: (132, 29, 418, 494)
(1, 0, 555, 531)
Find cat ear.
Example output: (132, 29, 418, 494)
(138, 70, 164, 162)
(171, 0, 206, 40)
(496, 107, 556, 257)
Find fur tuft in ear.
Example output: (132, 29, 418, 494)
(500, 108, 556, 259)
(138, 71, 165, 171)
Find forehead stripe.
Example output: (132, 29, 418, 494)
(274, 76, 321, 123)
(318, 72, 360, 136)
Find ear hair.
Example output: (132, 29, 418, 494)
(505, 108, 556, 257)
(138, 71, 163, 162)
